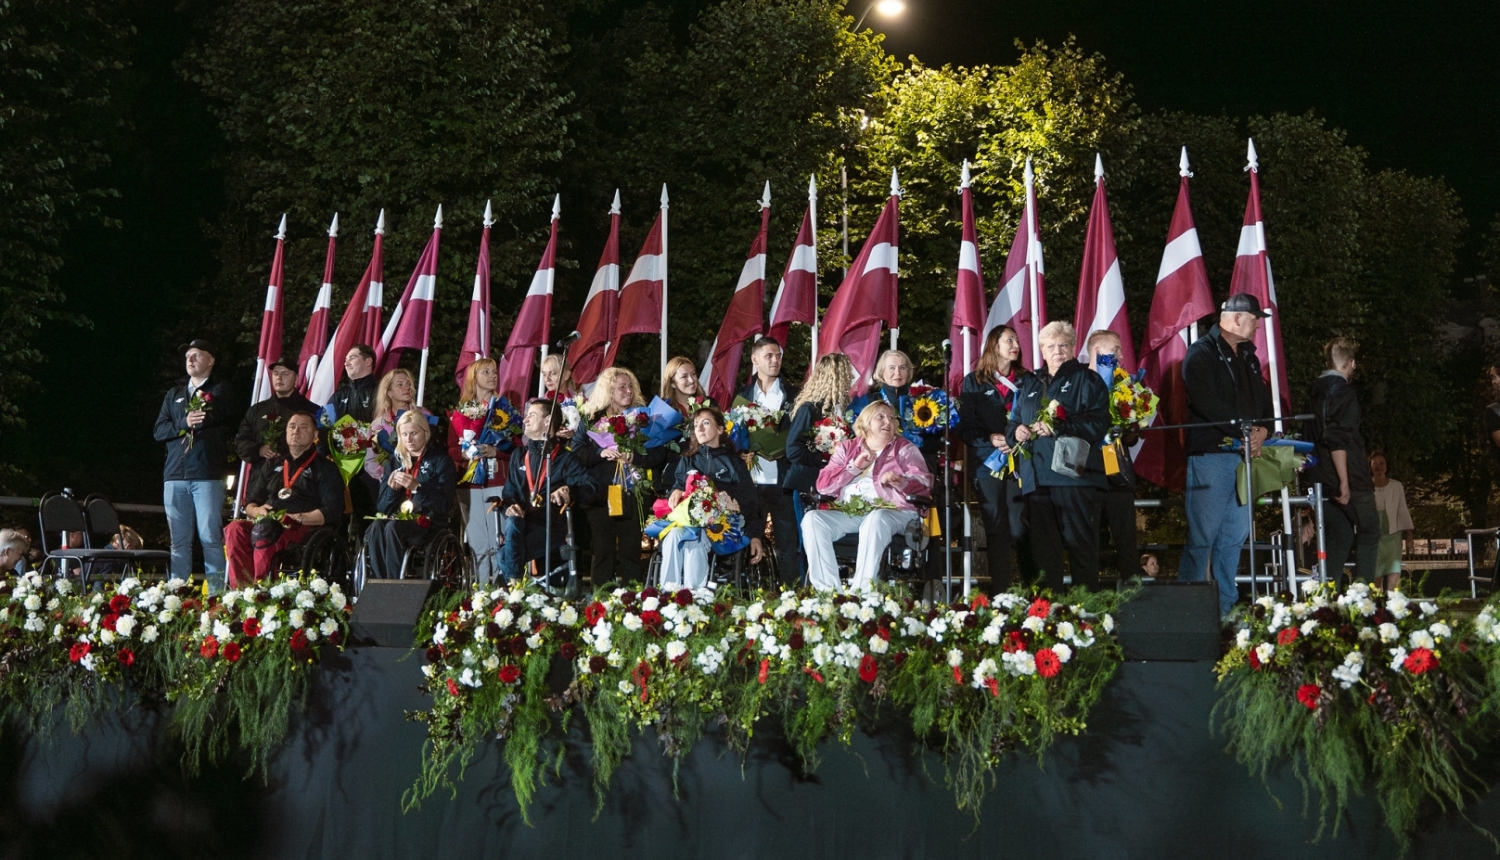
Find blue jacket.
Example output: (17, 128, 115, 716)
(1005, 360, 1110, 492)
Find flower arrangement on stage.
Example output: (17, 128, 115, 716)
(586, 408, 651, 456)
(810, 415, 851, 455)
(0, 571, 350, 776)
(406, 581, 1125, 822)
(1105, 366, 1158, 431)
(1215, 582, 1492, 850)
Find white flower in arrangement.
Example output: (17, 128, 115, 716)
(838, 601, 860, 621)
(1299, 620, 1319, 637)
(617, 680, 634, 695)
(270, 583, 290, 599)
(744, 622, 763, 642)
(119, 577, 139, 595)
(1254, 642, 1275, 665)
(577, 657, 594, 675)
(462, 649, 478, 666)
(903, 617, 927, 637)
(54, 579, 72, 596)
(833, 641, 863, 668)
(115, 615, 136, 637)
(0, 608, 9, 623)
(526, 592, 548, 610)
(730, 604, 747, 620)
(1358, 627, 1376, 641)
(165, 578, 186, 590)
(518, 613, 532, 630)
(330, 592, 348, 611)
(260, 618, 281, 637)
(296, 590, 316, 609)
(1389, 646, 1409, 673)
(319, 618, 338, 637)
(868, 635, 889, 655)
(804, 624, 824, 644)
(856, 605, 875, 623)
(1408, 630, 1435, 651)
(1419, 601, 1438, 617)
(421, 664, 436, 678)
(52, 623, 63, 640)
(760, 634, 779, 654)
(1055, 621, 1075, 640)
(947, 648, 964, 668)
(1021, 616, 1044, 633)
(665, 641, 688, 661)
(1001, 650, 1036, 676)
(433, 623, 449, 645)
(213, 620, 232, 640)
(142, 625, 159, 643)
(164, 595, 182, 612)
(1102, 614, 1115, 634)
(971, 658, 999, 687)
(1052, 643, 1073, 664)
(483, 654, 500, 672)
(746, 601, 766, 622)
(540, 606, 559, 623)
(244, 606, 259, 619)
(1331, 651, 1364, 688)
(981, 624, 1002, 646)
(459, 668, 482, 688)
(311, 577, 329, 595)
(507, 587, 525, 605)
(774, 598, 797, 619)
(1386, 592, 1410, 620)
(1268, 605, 1290, 632)
(607, 650, 625, 667)
(91, 593, 105, 605)
(593, 634, 612, 655)
(884, 598, 902, 618)
(100, 629, 116, 645)
(305, 627, 319, 643)
(289, 609, 306, 629)
(494, 608, 514, 629)
(928, 616, 950, 638)
(1429, 622, 1452, 641)
(23, 594, 41, 612)
(526, 634, 542, 650)
(685, 605, 708, 625)
(1377, 622, 1399, 642)
(1290, 602, 1310, 620)
(695, 646, 723, 675)
(1235, 629, 1252, 650)
(559, 605, 579, 627)
(645, 643, 662, 661)
(80, 653, 96, 672)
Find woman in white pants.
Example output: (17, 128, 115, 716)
(657, 407, 765, 588)
(802, 402, 933, 591)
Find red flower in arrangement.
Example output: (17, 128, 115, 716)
(641, 587, 659, 599)
(242, 617, 261, 638)
(498, 664, 522, 684)
(416, 515, 432, 529)
(559, 642, 578, 661)
(609, 416, 627, 434)
(970, 593, 990, 611)
(1248, 648, 1262, 670)
(117, 648, 136, 667)
(712, 602, 728, 617)
(1276, 627, 1298, 646)
(102, 613, 120, 632)
(1296, 684, 1322, 710)
(1053, 404, 1068, 421)
(589, 656, 608, 674)
(788, 631, 805, 651)
(674, 589, 692, 607)
(200, 636, 219, 659)
(1035, 648, 1061, 678)
(1403, 647, 1438, 675)
(327, 630, 342, 646)
(757, 659, 769, 685)
(446, 678, 462, 698)
(640, 610, 664, 628)
(290, 629, 310, 655)
(1003, 630, 1026, 654)
(876, 627, 891, 642)
(952, 665, 963, 684)
(69, 641, 91, 663)
(109, 594, 130, 613)
(223, 642, 242, 663)
(1026, 598, 1051, 619)
(584, 602, 607, 626)
(858, 654, 879, 683)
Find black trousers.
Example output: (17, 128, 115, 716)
(365, 519, 431, 579)
(973, 467, 1036, 590)
(587, 496, 643, 583)
(1323, 490, 1380, 582)
(1101, 485, 1141, 580)
(1026, 485, 1104, 592)
(752, 482, 802, 586)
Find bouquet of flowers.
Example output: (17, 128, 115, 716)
(327, 414, 373, 484)
(900, 387, 959, 437)
(810, 415, 851, 455)
(454, 398, 523, 485)
(1220, 434, 1316, 503)
(366, 499, 432, 528)
(181, 389, 214, 449)
(1105, 367, 1158, 432)
(643, 470, 750, 556)
(454, 400, 489, 422)
(258, 414, 284, 451)
(586, 408, 651, 457)
(727, 397, 788, 470)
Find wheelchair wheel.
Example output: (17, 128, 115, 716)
(743, 548, 778, 593)
(350, 533, 369, 596)
(299, 528, 351, 591)
(422, 530, 472, 590)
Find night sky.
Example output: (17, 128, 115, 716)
(11, 0, 1498, 507)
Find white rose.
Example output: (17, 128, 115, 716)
(868, 635, 889, 654)
(1235, 629, 1251, 650)
(665, 641, 687, 661)
(55, 579, 73, 595)
(115, 615, 136, 637)
(559, 605, 579, 626)
(495, 608, 514, 629)
(1428, 622, 1452, 640)
(289, 609, 306, 628)
(1052, 643, 1073, 663)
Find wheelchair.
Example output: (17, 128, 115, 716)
(352, 513, 473, 597)
(643, 533, 751, 592)
(801, 492, 936, 587)
(488, 495, 584, 599)
(272, 524, 353, 590)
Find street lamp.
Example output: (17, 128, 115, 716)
(853, 0, 905, 30)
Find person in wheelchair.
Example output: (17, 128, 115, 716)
(802, 401, 932, 592)
(365, 410, 456, 579)
(225, 411, 344, 588)
(497, 399, 595, 583)
(657, 407, 765, 589)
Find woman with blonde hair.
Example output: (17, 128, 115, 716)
(540, 352, 581, 438)
(802, 401, 932, 590)
(365, 368, 435, 483)
(448, 357, 508, 582)
(781, 353, 856, 582)
(575, 367, 666, 582)
(365, 409, 456, 579)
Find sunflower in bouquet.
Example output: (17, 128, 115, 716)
(1107, 367, 1158, 431)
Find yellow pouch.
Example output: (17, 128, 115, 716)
(924, 506, 942, 538)
(1102, 441, 1121, 476)
(608, 461, 626, 516)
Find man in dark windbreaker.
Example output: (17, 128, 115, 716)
(1181, 294, 1275, 617)
(1306, 337, 1377, 582)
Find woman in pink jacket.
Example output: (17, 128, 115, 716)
(802, 401, 933, 591)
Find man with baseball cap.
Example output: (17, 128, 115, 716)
(235, 356, 319, 477)
(152, 339, 241, 589)
(1180, 294, 1274, 617)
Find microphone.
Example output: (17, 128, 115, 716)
(554, 331, 581, 349)
(941, 339, 952, 356)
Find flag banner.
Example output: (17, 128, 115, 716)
(377, 206, 443, 375)
(297, 214, 338, 397)
(252, 214, 287, 404)
(983, 157, 1046, 371)
(497, 196, 560, 403)
(768, 175, 818, 347)
(948, 161, 986, 392)
(607, 206, 665, 369)
(455, 201, 494, 387)
(1229, 138, 1291, 419)
(818, 169, 900, 394)
(309, 211, 385, 405)
(1073, 155, 1136, 370)
(572, 192, 622, 386)
(702, 185, 770, 405)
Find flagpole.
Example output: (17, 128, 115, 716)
(1024, 157, 1041, 370)
(809, 173, 819, 360)
(659, 184, 670, 387)
(415, 204, 443, 408)
(889, 168, 901, 353)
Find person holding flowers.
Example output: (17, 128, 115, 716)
(365, 369, 436, 484)
(497, 399, 595, 584)
(958, 324, 1034, 589)
(365, 409, 456, 580)
(1006, 321, 1111, 592)
(224, 411, 343, 588)
(656, 407, 765, 588)
(802, 401, 933, 591)
(448, 357, 513, 583)
(1086, 330, 1142, 582)
(783, 353, 856, 582)
(575, 367, 666, 583)
(540, 353, 581, 438)
(736, 337, 800, 584)
(659, 355, 713, 485)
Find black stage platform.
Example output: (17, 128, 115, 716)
(10, 646, 1500, 859)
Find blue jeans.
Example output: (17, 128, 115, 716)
(163, 479, 226, 589)
(1181, 453, 1247, 616)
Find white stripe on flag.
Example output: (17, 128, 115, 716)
(735, 254, 766, 291)
(263, 287, 278, 312)
(862, 242, 897, 275)
(470, 273, 484, 301)
(959, 240, 979, 274)
(314, 284, 332, 311)
(1236, 222, 1264, 257)
(787, 244, 816, 273)
(412, 274, 436, 302)
(624, 253, 664, 286)
(986, 267, 1027, 332)
(526, 268, 553, 298)
(367, 281, 384, 308)
(583, 263, 619, 302)
(1155, 228, 1203, 284)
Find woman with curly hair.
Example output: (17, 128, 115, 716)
(779, 353, 855, 583)
(574, 367, 667, 582)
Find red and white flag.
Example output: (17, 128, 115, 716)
(1073, 155, 1136, 369)
(983, 157, 1047, 371)
(455, 201, 494, 387)
(296, 214, 338, 397)
(1135, 147, 1216, 492)
(251, 214, 288, 403)
(607, 185, 668, 371)
(1229, 138, 1291, 421)
(768, 174, 818, 353)
(948, 160, 986, 391)
(377, 206, 443, 405)
(818, 168, 901, 394)
(308, 211, 385, 405)
(497, 195, 560, 403)
(571, 192, 622, 387)
(701, 183, 771, 405)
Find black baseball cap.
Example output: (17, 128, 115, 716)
(179, 338, 217, 357)
(268, 356, 297, 373)
(1222, 293, 1271, 318)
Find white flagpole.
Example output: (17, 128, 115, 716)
(809, 173, 819, 360)
(1024, 157, 1041, 370)
(415, 204, 442, 408)
(889, 167, 900, 352)
(537, 194, 560, 398)
(960, 160, 974, 379)
(660, 183, 670, 387)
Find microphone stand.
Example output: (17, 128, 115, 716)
(941, 343, 954, 603)
(542, 338, 578, 593)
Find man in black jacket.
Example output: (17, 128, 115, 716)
(497, 399, 596, 584)
(224, 412, 344, 588)
(1181, 294, 1275, 616)
(152, 339, 240, 588)
(1086, 330, 1142, 582)
(737, 337, 800, 585)
(1306, 337, 1377, 581)
(328, 344, 378, 423)
(235, 357, 319, 477)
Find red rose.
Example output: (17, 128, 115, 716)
(446, 678, 461, 697)
(290, 628, 310, 653)
(223, 642, 242, 663)
(1403, 647, 1437, 674)
(200, 392, 213, 403)
(417, 515, 432, 529)
(1053, 404, 1068, 421)
(117, 648, 136, 667)
(498, 664, 522, 684)
(560, 642, 578, 661)
(109, 594, 131, 613)
(1035, 648, 1061, 678)
(1026, 598, 1051, 619)
(242, 617, 261, 638)
(1276, 627, 1298, 646)
(610, 416, 627, 433)
(69, 641, 91, 663)
(674, 589, 692, 607)
(102, 613, 120, 632)
(858, 654, 878, 683)
(200, 637, 219, 659)
(584, 602, 607, 626)
(1248, 648, 1262, 670)
(1296, 683, 1321, 710)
